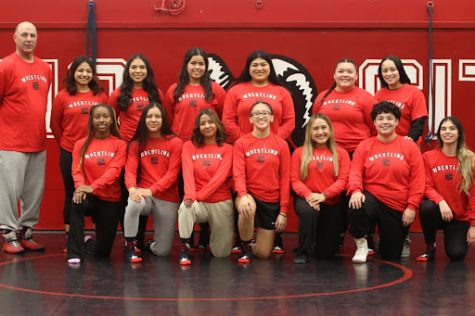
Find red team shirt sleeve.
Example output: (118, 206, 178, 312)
(279, 142, 291, 213)
(223, 88, 245, 143)
(163, 84, 176, 127)
(90, 141, 127, 191)
(124, 141, 140, 189)
(50, 91, 65, 142)
(72, 141, 87, 187)
(347, 141, 366, 195)
(212, 82, 226, 119)
(182, 142, 197, 201)
(195, 144, 233, 201)
(423, 152, 445, 205)
(290, 149, 312, 199)
(324, 147, 350, 199)
(406, 143, 425, 211)
(149, 137, 182, 195)
(276, 89, 295, 140)
(232, 140, 248, 197)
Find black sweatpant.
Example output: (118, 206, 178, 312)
(67, 195, 122, 260)
(59, 148, 74, 225)
(348, 191, 408, 260)
(420, 200, 469, 261)
(294, 196, 346, 259)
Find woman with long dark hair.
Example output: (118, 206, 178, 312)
(108, 53, 163, 142)
(164, 47, 226, 141)
(123, 103, 182, 262)
(51, 56, 108, 250)
(177, 109, 234, 265)
(67, 104, 126, 264)
(291, 114, 350, 263)
(417, 116, 475, 261)
(375, 55, 427, 142)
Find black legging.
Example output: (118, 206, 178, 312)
(59, 148, 74, 225)
(67, 195, 121, 260)
(348, 191, 408, 260)
(294, 196, 346, 259)
(420, 200, 469, 261)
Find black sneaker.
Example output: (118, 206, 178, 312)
(293, 254, 308, 264)
(124, 240, 143, 263)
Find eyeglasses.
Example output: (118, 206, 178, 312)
(250, 111, 272, 118)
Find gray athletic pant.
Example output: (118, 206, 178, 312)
(0, 150, 46, 231)
(123, 196, 178, 256)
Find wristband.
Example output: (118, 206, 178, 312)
(279, 212, 287, 217)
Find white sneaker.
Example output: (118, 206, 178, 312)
(352, 238, 368, 263)
(401, 237, 411, 258)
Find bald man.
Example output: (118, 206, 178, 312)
(0, 21, 52, 254)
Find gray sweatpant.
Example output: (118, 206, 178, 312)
(123, 196, 178, 256)
(0, 150, 46, 231)
(178, 199, 234, 257)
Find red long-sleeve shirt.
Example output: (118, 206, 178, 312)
(291, 145, 350, 205)
(347, 135, 425, 212)
(182, 141, 233, 203)
(51, 89, 108, 151)
(312, 87, 376, 153)
(223, 82, 295, 143)
(233, 133, 291, 213)
(375, 84, 427, 138)
(72, 136, 127, 202)
(125, 136, 182, 203)
(423, 149, 475, 225)
(108, 87, 164, 143)
(0, 53, 52, 152)
(164, 82, 226, 141)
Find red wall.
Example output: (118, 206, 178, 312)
(1, 0, 475, 230)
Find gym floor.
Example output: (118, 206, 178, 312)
(0, 232, 473, 315)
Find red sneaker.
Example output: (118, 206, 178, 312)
(3, 239, 25, 254)
(21, 238, 45, 251)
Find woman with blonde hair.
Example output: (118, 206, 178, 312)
(291, 114, 350, 263)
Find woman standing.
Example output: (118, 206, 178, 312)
(67, 104, 126, 264)
(375, 55, 427, 142)
(51, 56, 108, 250)
(347, 101, 424, 263)
(417, 117, 475, 261)
(178, 109, 234, 265)
(233, 101, 290, 264)
(164, 47, 226, 141)
(312, 58, 376, 155)
(291, 114, 350, 263)
(223, 50, 294, 253)
(123, 103, 182, 262)
(108, 53, 163, 143)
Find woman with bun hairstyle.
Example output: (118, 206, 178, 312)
(123, 103, 182, 262)
(311, 58, 376, 155)
(375, 55, 427, 142)
(347, 101, 424, 263)
(291, 114, 350, 264)
(233, 101, 290, 264)
(417, 116, 475, 262)
(51, 56, 108, 248)
(177, 109, 234, 265)
(223, 50, 294, 254)
(67, 104, 126, 264)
